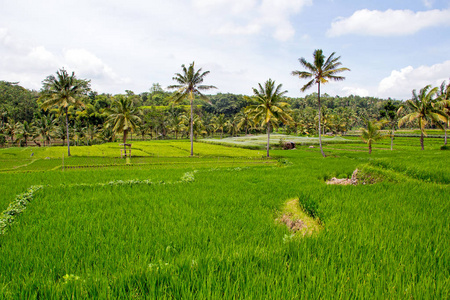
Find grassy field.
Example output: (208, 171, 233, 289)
(0, 138, 449, 299)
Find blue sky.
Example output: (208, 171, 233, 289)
(0, 0, 449, 100)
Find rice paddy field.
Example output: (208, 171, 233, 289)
(0, 136, 449, 299)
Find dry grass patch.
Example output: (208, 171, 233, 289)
(277, 198, 322, 237)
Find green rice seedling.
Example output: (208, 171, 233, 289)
(0, 139, 449, 298)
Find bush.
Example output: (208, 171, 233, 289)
(440, 145, 449, 150)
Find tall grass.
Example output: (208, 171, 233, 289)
(0, 141, 449, 298)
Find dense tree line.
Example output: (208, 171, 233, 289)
(0, 63, 448, 154)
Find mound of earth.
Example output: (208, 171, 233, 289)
(280, 214, 306, 232)
(327, 169, 358, 185)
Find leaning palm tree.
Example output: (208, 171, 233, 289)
(40, 69, 90, 156)
(247, 79, 292, 157)
(398, 85, 447, 150)
(106, 96, 142, 157)
(168, 62, 216, 156)
(360, 120, 386, 154)
(292, 49, 350, 157)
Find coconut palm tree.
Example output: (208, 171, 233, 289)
(40, 69, 90, 156)
(226, 115, 239, 137)
(213, 114, 227, 138)
(35, 113, 57, 146)
(247, 79, 292, 157)
(4, 119, 18, 145)
(168, 113, 185, 139)
(15, 120, 37, 147)
(292, 49, 350, 157)
(398, 85, 447, 150)
(168, 62, 216, 156)
(106, 96, 142, 157)
(236, 109, 252, 135)
(360, 120, 386, 154)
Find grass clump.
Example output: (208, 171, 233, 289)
(278, 198, 322, 237)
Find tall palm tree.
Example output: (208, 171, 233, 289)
(398, 85, 447, 150)
(168, 113, 185, 139)
(106, 96, 142, 157)
(292, 49, 350, 157)
(247, 79, 292, 157)
(40, 69, 90, 156)
(168, 62, 216, 156)
(360, 120, 386, 154)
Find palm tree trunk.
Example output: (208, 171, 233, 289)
(123, 130, 128, 157)
(189, 94, 194, 157)
(369, 142, 372, 154)
(318, 83, 326, 157)
(420, 129, 424, 150)
(266, 122, 271, 157)
(445, 122, 448, 145)
(391, 125, 394, 151)
(65, 108, 71, 156)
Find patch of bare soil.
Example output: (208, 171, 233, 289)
(280, 214, 306, 232)
(327, 168, 358, 185)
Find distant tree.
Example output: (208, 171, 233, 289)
(236, 109, 252, 135)
(213, 114, 227, 139)
(247, 79, 292, 157)
(398, 85, 447, 150)
(360, 120, 386, 154)
(15, 120, 37, 147)
(35, 113, 57, 146)
(0, 81, 38, 123)
(106, 96, 142, 156)
(4, 119, 18, 145)
(168, 62, 216, 156)
(100, 126, 115, 143)
(292, 49, 350, 157)
(168, 113, 185, 139)
(39, 69, 90, 156)
(226, 115, 239, 137)
(380, 100, 399, 150)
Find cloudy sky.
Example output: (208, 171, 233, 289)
(1, 0, 449, 100)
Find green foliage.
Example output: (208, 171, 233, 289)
(0, 140, 449, 298)
(0, 81, 38, 123)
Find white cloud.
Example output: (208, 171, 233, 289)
(63, 49, 128, 83)
(377, 61, 450, 99)
(0, 29, 128, 91)
(327, 9, 450, 37)
(196, 0, 312, 41)
(342, 87, 369, 97)
(213, 23, 261, 35)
